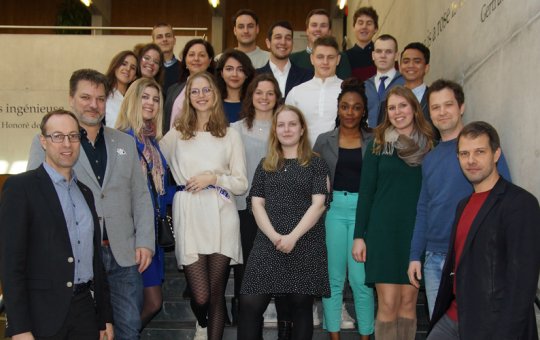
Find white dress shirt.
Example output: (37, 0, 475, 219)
(375, 68, 397, 91)
(269, 60, 291, 96)
(285, 75, 342, 146)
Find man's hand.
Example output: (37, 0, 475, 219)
(99, 323, 114, 340)
(352, 238, 367, 262)
(12, 332, 34, 340)
(135, 247, 153, 273)
(407, 260, 422, 289)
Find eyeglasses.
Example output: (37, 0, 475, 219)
(142, 55, 160, 66)
(189, 87, 213, 97)
(44, 133, 81, 143)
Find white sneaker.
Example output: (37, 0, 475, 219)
(340, 304, 355, 329)
(193, 322, 207, 340)
(313, 305, 321, 326)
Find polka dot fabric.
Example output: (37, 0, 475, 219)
(241, 156, 331, 297)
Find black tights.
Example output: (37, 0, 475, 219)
(183, 253, 231, 340)
(238, 293, 314, 340)
(141, 285, 163, 328)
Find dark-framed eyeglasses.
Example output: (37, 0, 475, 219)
(44, 133, 81, 143)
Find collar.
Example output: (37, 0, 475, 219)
(164, 55, 178, 68)
(43, 161, 77, 185)
(376, 68, 397, 82)
(412, 83, 427, 101)
(245, 46, 261, 56)
(313, 75, 339, 84)
(269, 59, 291, 74)
(80, 125, 105, 142)
(306, 46, 313, 54)
(355, 41, 374, 51)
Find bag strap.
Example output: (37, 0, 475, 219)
(137, 147, 162, 215)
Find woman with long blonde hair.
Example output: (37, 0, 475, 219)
(238, 105, 331, 340)
(115, 77, 170, 328)
(352, 86, 434, 339)
(160, 71, 248, 340)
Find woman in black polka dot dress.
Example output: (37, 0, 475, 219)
(237, 105, 331, 340)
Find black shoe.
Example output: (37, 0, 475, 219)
(277, 321, 292, 340)
(224, 297, 232, 326)
(230, 297, 238, 326)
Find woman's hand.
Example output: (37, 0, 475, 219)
(352, 238, 367, 262)
(186, 173, 217, 193)
(276, 234, 298, 254)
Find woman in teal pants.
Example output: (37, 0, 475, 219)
(313, 78, 374, 339)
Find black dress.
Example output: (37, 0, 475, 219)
(240, 156, 331, 297)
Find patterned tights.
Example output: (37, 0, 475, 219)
(184, 253, 231, 340)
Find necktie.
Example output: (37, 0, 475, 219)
(377, 75, 388, 100)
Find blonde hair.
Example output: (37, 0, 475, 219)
(263, 105, 314, 172)
(373, 86, 434, 154)
(174, 71, 228, 140)
(115, 77, 164, 139)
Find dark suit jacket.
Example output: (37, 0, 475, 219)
(430, 177, 540, 339)
(257, 61, 313, 98)
(163, 81, 187, 135)
(0, 165, 113, 337)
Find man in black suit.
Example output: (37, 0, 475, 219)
(428, 121, 540, 339)
(0, 110, 113, 339)
(257, 20, 313, 98)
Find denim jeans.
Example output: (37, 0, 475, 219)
(101, 246, 143, 340)
(424, 251, 446, 318)
(427, 314, 460, 340)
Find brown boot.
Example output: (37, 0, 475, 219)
(397, 318, 416, 340)
(375, 320, 397, 340)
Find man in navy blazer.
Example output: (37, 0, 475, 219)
(0, 110, 113, 339)
(257, 20, 313, 98)
(428, 121, 540, 340)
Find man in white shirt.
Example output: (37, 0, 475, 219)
(219, 9, 269, 68)
(364, 34, 404, 127)
(286, 36, 342, 146)
(257, 21, 313, 97)
(152, 22, 180, 96)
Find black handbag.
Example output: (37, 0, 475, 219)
(138, 149, 175, 249)
(156, 211, 175, 248)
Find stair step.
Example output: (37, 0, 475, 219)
(141, 324, 427, 340)
(151, 252, 430, 339)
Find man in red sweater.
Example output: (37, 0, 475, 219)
(428, 121, 540, 339)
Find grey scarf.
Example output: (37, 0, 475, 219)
(381, 127, 430, 166)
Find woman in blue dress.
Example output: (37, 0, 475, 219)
(116, 77, 172, 328)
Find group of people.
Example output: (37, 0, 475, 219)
(1, 5, 540, 340)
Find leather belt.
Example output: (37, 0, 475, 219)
(73, 280, 93, 295)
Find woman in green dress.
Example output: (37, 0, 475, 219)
(352, 86, 434, 339)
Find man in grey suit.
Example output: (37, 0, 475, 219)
(27, 69, 154, 340)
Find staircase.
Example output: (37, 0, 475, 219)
(141, 252, 429, 340)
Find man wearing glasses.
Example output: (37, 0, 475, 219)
(0, 110, 114, 339)
(26, 69, 154, 340)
